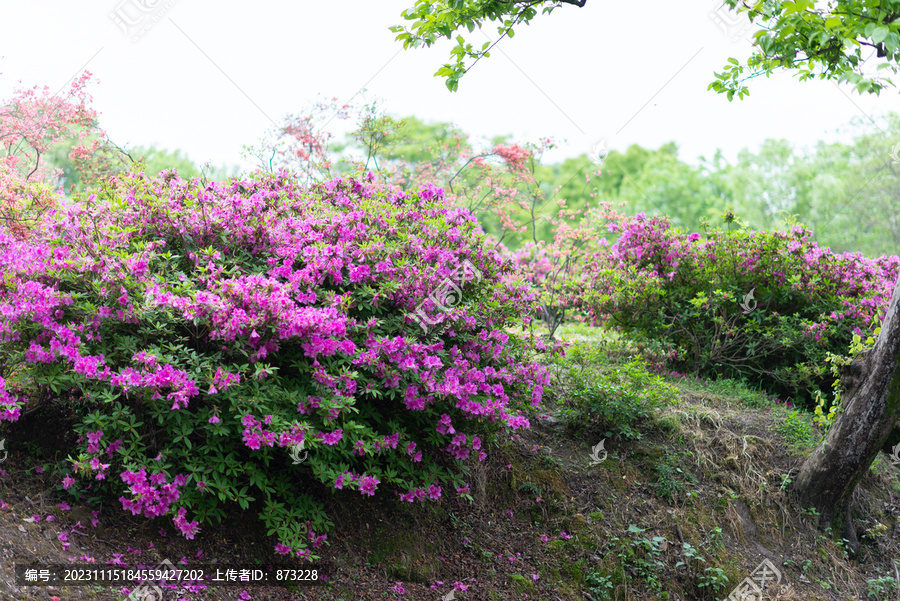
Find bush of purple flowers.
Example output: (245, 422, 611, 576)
(580, 211, 900, 405)
(0, 170, 549, 558)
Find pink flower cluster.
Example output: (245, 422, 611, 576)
(241, 414, 276, 450)
(333, 471, 380, 496)
(0, 377, 21, 422)
(399, 483, 442, 502)
(118, 468, 199, 539)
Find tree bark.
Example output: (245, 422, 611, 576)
(792, 275, 900, 553)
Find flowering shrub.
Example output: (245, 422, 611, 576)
(0, 170, 549, 558)
(580, 212, 900, 404)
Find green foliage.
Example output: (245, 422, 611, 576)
(775, 408, 817, 451)
(867, 575, 898, 600)
(703, 114, 900, 259)
(814, 314, 882, 432)
(391, 0, 559, 92)
(609, 524, 667, 593)
(654, 456, 695, 503)
(711, 0, 900, 99)
(549, 343, 678, 440)
(697, 566, 729, 594)
(583, 570, 614, 601)
(670, 372, 776, 409)
(392, 0, 900, 99)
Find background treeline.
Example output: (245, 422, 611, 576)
(63, 110, 897, 258)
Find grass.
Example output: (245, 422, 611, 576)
(773, 406, 819, 453)
(671, 375, 778, 409)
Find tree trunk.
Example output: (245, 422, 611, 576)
(792, 275, 900, 553)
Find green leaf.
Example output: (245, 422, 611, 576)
(872, 26, 890, 44)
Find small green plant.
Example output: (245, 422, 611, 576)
(708, 526, 724, 549)
(775, 408, 817, 450)
(610, 525, 667, 592)
(584, 570, 614, 601)
(538, 452, 558, 468)
(867, 575, 897, 601)
(801, 506, 821, 518)
(697, 566, 729, 594)
(518, 481, 543, 496)
(654, 460, 685, 503)
(865, 523, 889, 539)
(675, 542, 706, 569)
(835, 538, 851, 559)
(780, 472, 793, 491)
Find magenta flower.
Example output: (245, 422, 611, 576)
(318, 429, 343, 445)
(275, 543, 291, 555)
(358, 474, 379, 496)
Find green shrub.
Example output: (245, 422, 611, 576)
(550, 344, 678, 440)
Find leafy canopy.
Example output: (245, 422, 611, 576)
(392, 0, 900, 97)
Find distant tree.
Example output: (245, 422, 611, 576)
(128, 145, 234, 183)
(0, 72, 126, 235)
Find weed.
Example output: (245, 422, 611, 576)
(707, 526, 724, 549)
(654, 456, 695, 503)
(698, 566, 730, 594)
(584, 571, 614, 601)
(518, 481, 543, 496)
(675, 542, 706, 569)
(867, 575, 899, 600)
(866, 523, 889, 539)
(610, 524, 668, 592)
(780, 472, 793, 491)
(774, 408, 817, 450)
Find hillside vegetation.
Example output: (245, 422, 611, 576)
(3, 323, 900, 600)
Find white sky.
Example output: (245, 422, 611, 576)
(1, 0, 898, 173)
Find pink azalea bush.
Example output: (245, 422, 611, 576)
(0, 169, 549, 558)
(579, 211, 900, 404)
